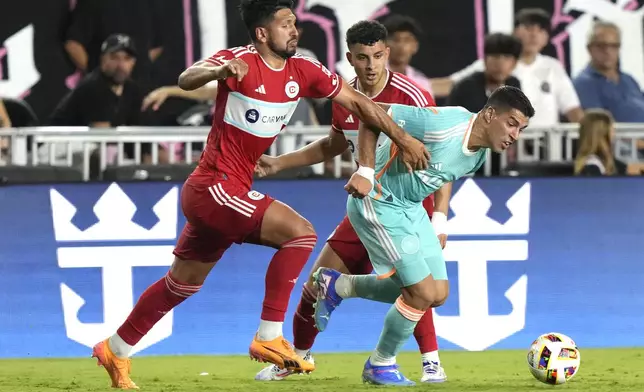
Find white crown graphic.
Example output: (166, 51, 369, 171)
(50, 183, 178, 242)
(446, 179, 530, 235)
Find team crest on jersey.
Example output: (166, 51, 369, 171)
(397, 119, 406, 127)
(247, 190, 265, 201)
(285, 80, 299, 99)
(431, 162, 443, 171)
(245, 109, 260, 124)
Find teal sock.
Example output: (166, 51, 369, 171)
(335, 274, 401, 304)
(374, 298, 423, 359)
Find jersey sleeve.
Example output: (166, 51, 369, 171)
(296, 56, 342, 99)
(203, 49, 238, 91)
(388, 105, 473, 142)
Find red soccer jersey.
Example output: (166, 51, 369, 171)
(332, 69, 435, 159)
(331, 70, 438, 213)
(192, 45, 342, 188)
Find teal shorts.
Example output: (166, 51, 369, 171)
(346, 195, 448, 287)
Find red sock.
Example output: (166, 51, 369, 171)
(117, 272, 202, 345)
(413, 308, 439, 353)
(292, 284, 318, 350)
(261, 235, 317, 322)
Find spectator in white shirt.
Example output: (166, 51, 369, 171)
(446, 8, 584, 126)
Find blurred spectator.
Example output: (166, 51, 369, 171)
(64, 0, 163, 92)
(573, 21, 644, 122)
(381, 15, 432, 95)
(0, 99, 10, 164)
(0, 100, 11, 128)
(449, 8, 583, 126)
(447, 33, 522, 112)
(49, 34, 164, 168)
(573, 21, 644, 159)
(447, 33, 522, 176)
(50, 34, 143, 129)
(574, 109, 644, 176)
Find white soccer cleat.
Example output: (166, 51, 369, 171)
(420, 361, 447, 383)
(254, 352, 315, 381)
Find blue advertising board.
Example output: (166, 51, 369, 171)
(0, 177, 643, 358)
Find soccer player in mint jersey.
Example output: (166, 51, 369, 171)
(315, 85, 534, 386)
(90, 1, 430, 389)
(254, 20, 451, 383)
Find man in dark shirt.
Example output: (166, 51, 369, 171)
(50, 34, 154, 175)
(64, 0, 163, 92)
(448, 33, 522, 176)
(447, 33, 522, 111)
(50, 34, 143, 128)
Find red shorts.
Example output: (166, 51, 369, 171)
(326, 195, 434, 275)
(173, 175, 275, 263)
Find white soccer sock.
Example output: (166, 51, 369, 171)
(257, 320, 283, 341)
(109, 333, 133, 359)
(294, 348, 309, 358)
(334, 274, 357, 298)
(422, 350, 440, 364)
(369, 349, 396, 366)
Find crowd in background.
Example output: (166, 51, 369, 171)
(1, 1, 643, 177)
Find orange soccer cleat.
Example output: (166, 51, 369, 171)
(92, 339, 139, 389)
(249, 334, 315, 374)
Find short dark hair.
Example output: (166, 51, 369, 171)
(484, 33, 522, 59)
(381, 14, 423, 39)
(485, 86, 535, 118)
(346, 20, 388, 47)
(238, 0, 294, 41)
(514, 8, 551, 34)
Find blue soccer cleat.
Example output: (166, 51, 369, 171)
(362, 359, 416, 386)
(312, 267, 343, 332)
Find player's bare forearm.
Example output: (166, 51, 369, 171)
(434, 182, 453, 215)
(333, 84, 408, 146)
(178, 61, 225, 91)
(277, 130, 348, 170)
(357, 121, 379, 169)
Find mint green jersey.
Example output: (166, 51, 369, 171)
(371, 105, 488, 205)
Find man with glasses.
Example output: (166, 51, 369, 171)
(573, 21, 644, 123)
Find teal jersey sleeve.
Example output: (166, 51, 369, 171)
(388, 105, 475, 142)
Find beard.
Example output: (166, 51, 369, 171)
(268, 40, 297, 59)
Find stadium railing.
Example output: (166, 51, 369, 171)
(0, 124, 642, 181)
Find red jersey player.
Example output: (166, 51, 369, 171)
(90, 1, 430, 389)
(254, 21, 451, 383)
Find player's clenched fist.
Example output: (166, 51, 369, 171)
(345, 170, 374, 199)
(398, 135, 430, 172)
(222, 58, 249, 82)
(254, 155, 280, 178)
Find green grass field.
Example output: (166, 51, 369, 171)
(0, 349, 641, 391)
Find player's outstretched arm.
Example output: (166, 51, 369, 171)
(331, 83, 429, 172)
(255, 129, 349, 177)
(178, 58, 248, 91)
(279, 128, 349, 171)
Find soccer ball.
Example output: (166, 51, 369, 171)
(526, 332, 581, 385)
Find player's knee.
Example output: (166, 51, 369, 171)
(432, 281, 449, 307)
(284, 218, 317, 246)
(401, 282, 435, 311)
(294, 218, 316, 238)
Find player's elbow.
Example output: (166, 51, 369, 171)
(178, 69, 196, 91)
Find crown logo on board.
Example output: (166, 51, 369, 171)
(50, 183, 178, 242)
(446, 179, 530, 236)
